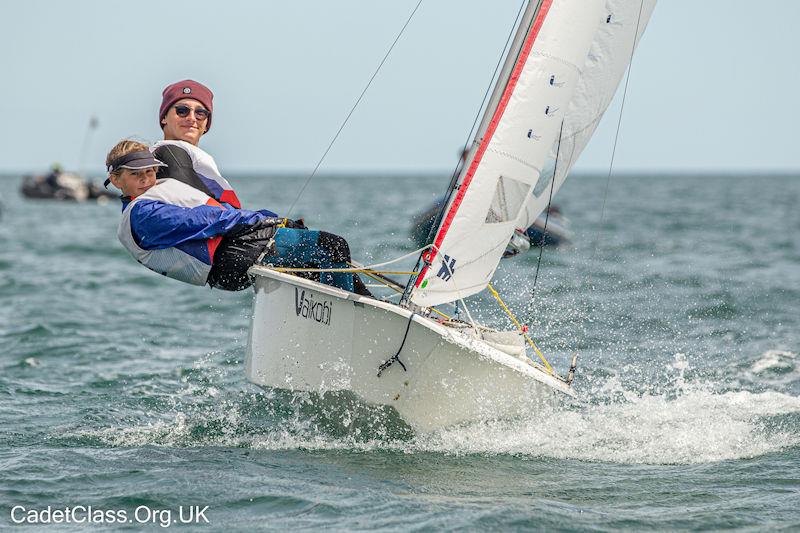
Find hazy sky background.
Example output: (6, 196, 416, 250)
(1, 0, 798, 175)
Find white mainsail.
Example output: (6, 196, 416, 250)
(411, 0, 604, 307)
(517, 0, 657, 230)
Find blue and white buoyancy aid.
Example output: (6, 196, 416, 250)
(151, 140, 242, 209)
(118, 179, 227, 286)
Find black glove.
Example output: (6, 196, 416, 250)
(283, 217, 307, 230)
(225, 217, 281, 239)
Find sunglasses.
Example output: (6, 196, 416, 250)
(173, 104, 210, 120)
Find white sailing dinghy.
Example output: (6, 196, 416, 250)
(246, 0, 657, 432)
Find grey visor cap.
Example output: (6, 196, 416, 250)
(104, 150, 167, 187)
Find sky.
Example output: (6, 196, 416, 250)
(1, 0, 798, 175)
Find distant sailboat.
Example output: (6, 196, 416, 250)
(410, 198, 572, 255)
(246, 0, 657, 432)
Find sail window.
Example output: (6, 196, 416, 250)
(485, 175, 529, 224)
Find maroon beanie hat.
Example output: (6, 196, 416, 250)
(159, 80, 214, 132)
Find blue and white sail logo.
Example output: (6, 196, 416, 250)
(437, 255, 456, 281)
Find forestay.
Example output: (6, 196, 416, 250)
(517, 0, 657, 230)
(411, 0, 604, 307)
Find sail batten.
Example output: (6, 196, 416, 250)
(411, 0, 605, 307)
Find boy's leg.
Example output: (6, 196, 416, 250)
(269, 228, 354, 292)
(316, 232, 355, 291)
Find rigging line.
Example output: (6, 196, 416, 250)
(529, 119, 564, 308)
(285, 0, 424, 219)
(349, 262, 404, 291)
(487, 284, 554, 374)
(427, 0, 529, 242)
(456, 294, 480, 335)
(580, 0, 646, 320)
(596, 0, 646, 231)
(377, 313, 414, 377)
(411, 0, 552, 292)
(271, 267, 417, 275)
(351, 244, 431, 270)
(401, 0, 530, 303)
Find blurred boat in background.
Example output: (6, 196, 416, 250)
(21, 165, 115, 202)
(410, 198, 572, 255)
(20, 115, 112, 202)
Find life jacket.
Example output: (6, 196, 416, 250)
(151, 140, 241, 209)
(118, 178, 225, 286)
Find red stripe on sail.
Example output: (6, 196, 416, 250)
(415, 0, 554, 288)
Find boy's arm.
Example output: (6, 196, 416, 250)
(130, 200, 276, 250)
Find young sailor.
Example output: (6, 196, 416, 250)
(106, 139, 370, 294)
(151, 79, 242, 209)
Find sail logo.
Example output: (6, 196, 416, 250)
(294, 288, 332, 326)
(437, 255, 456, 281)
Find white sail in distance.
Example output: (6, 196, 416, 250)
(517, 0, 657, 230)
(411, 0, 604, 307)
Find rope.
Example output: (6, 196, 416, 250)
(270, 264, 456, 322)
(272, 267, 417, 275)
(487, 283, 554, 374)
(285, 0, 425, 219)
(266, 243, 433, 275)
(360, 269, 402, 290)
(455, 294, 480, 335)
(577, 0, 646, 324)
(354, 244, 432, 270)
(358, 268, 452, 320)
(529, 119, 564, 307)
(596, 0, 645, 232)
(377, 313, 414, 377)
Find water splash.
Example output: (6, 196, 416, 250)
(422, 386, 800, 464)
(751, 349, 798, 376)
(422, 353, 800, 464)
(62, 353, 800, 465)
(735, 349, 800, 391)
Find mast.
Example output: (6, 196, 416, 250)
(465, 1, 545, 181)
(401, 0, 543, 306)
(78, 115, 99, 177)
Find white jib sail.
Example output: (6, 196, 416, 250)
(517, 0, 657, 230)
(411, 0, 604, 307)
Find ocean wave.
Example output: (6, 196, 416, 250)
(751, 349, 798, 375)
(60, 375, 800, 465)
(419, 386, 800, 464)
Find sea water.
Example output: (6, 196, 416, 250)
(1, 174, 798, 531)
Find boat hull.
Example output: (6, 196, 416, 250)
(245, 266, 573, 432)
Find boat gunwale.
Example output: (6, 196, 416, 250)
(247, 264, 575, 397)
